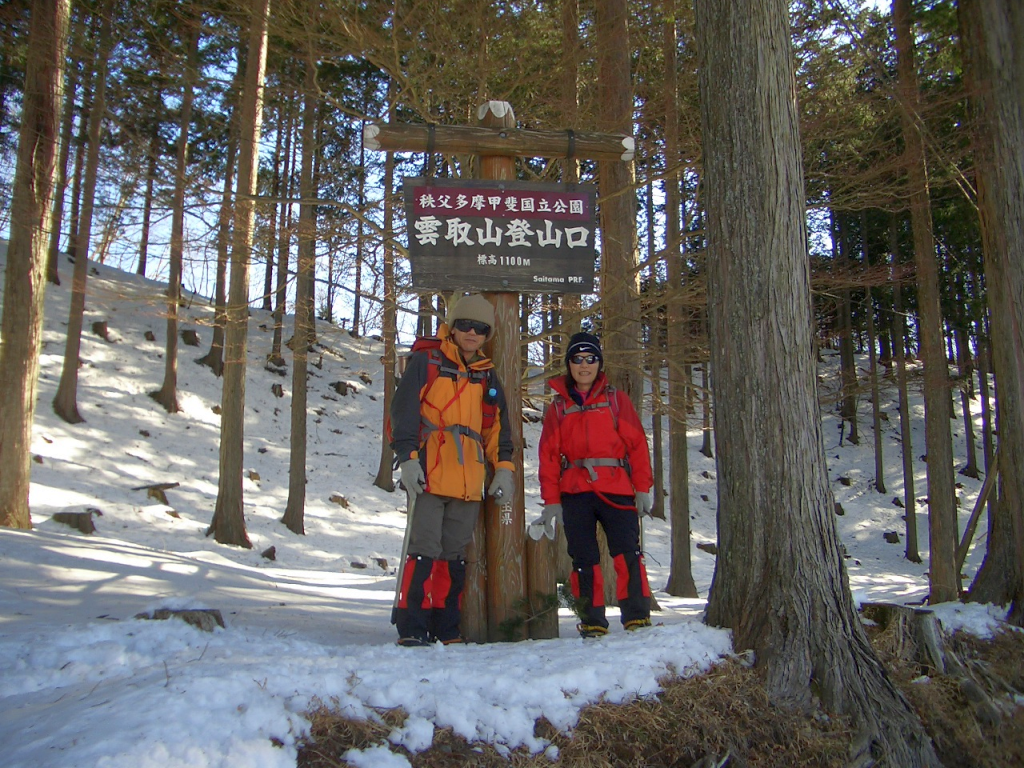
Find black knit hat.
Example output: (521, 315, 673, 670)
(565, 332, 603, 369)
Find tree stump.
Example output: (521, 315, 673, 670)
(136, 608, 225, 632)
(52, 508, 101, 534)
(91, 321, 112, 341)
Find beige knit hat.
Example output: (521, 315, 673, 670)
(447, 293, 495, 340)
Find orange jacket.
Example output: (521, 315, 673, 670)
(390, 326, 515, 501)
(538, 373, 653, 505)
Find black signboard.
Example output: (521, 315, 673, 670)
(402, 177, 598, 294)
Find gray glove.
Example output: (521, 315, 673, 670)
(635, 491, 654, 518)
(400, 459, 425, 511)
(528, 503, 562, 541)
(487, 467, 515, 501)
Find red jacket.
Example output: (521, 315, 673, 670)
(538, 373, 653, 505)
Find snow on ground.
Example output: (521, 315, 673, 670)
(0, 241, 1011, 767)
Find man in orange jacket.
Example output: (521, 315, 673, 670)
(390, 294, 516, 646)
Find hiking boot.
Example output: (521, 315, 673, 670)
(435, 635, 468, 646)
(577, 623, 609, 639)
(624, 618, 652, 631)
(397, 636, 432, 648)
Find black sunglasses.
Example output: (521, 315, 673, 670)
(570, 354, 599, 365)
(452, 318, 491, 336)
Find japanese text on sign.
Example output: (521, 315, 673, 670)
(403, 178, 598, 294)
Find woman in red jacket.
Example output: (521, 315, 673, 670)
(536, 332, 654, 637)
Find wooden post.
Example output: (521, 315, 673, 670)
(475, 101, 528, 642)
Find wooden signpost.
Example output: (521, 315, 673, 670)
(366, 101, 634, 642)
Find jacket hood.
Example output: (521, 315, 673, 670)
(547, 371, 609, 401)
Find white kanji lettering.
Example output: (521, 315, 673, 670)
(487, 196, 502, 209)
(470, 195, 488, 211)
(552, 200, 568, 213)
(414, 216, 443, 245)
(505, 219, 534, 246)
(487, 254, 498, 265)
(477, 254, 489, 265)
(445, 218, 475, 246)
(437, 195, 454, 209)
(569, 200, 584, 215)
(564, 227, 590, 248)
(537, 199, 552, 212)
(520, 197, 535, 212)
(476, 218, 503, 246)
(454, 194, 469, 209)
(503, 196, 519, 212)
(536, 220, 563, 248)
(418, 193, 437, 208)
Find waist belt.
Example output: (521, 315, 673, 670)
(422, 417, 484, 466)
(564, 457, 628, 482)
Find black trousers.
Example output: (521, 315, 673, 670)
(562, 491, 651, 627)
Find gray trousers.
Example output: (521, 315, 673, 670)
(408, 492, 481, 559)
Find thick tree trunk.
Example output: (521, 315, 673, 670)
(52, 0, 114, 425)
(208, 0, 272, 549)
(893, 0, 959, 603)
(960, 0, 1024, 617)
(695, 2, 939, 764)
(594, 0, 642, 405)
(0, 0, 71, 530)
(151, 14, 199, 414)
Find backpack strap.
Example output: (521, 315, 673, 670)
(417, 349, 493, 467)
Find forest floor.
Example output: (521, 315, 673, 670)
(298, 624, 1024, 768)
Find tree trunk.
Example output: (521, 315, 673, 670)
(137, 117, 159, 278)
(46, 23, 80, 287)
(960, 0, 1024, 617)
(373, 84, 398, 494)
(270, 93, 293, 365)
(893, 0, 959, 603)
(892, 224, 921, 562)
(594, 0, 641, 405)
(863, 214, 886, 494)
(955, 327, 980, 478)
(208, 0, 272, 549)
(52, 0, 114, 425)
(695, 2, 939, 764)
(283, 48, 319, 536)
(196, 56, 243, 379)
(151, 13, 199, 414)
(867, 290, 887, 494)
(835, 211, 860, 445)
(645, 177, 665, 520)
(663, 2, 696, 598)
(0, 0, 71, 530)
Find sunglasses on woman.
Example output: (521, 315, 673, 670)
(570, 354, 599, 365)
(452, 318, 491, 336)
